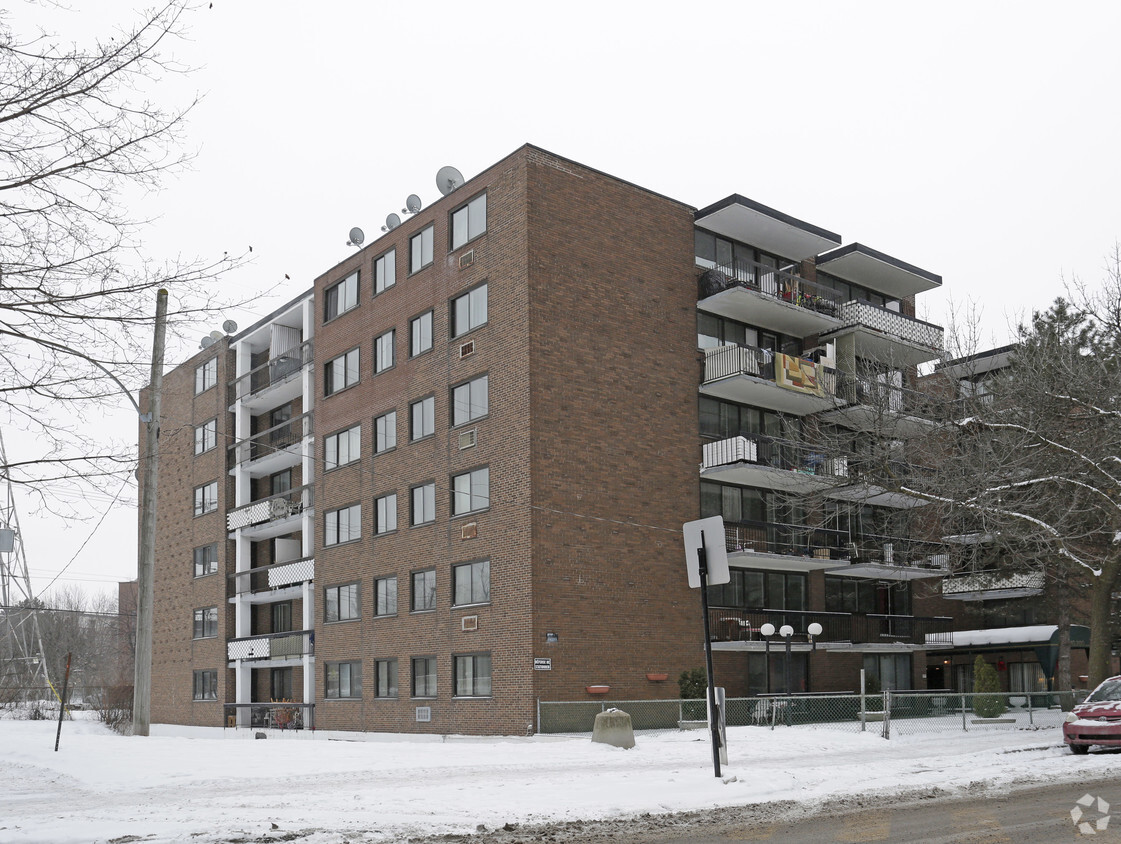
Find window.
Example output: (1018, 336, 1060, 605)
(410, 311, 433, 357)
(325, 504, 361, 546)
(194, 418, 217, 454)
(410, 225, 434, 273)
(193, 543, 218, 578)
(411, 569, 436, 612)
(270, 469, 291, 497)
(451, 192, 487, 249)
(325, 348, 360, 396)
(706, 569, 807, 612)
(195, 358, 217, 395)
(374, 250, 396, 295)
(412, 656, 436, 697)
(325, 271, 359, 321)
(411, 482, 435, 525)
(863, 653, 912, 691)
(325, 583, 359, 623)
(453, 559, 490, 606)
(374, 576, 397, 616)
(272, 601, 292, 633)
(326, 661, 361, 699)
(374, 411, 397, 453)
(825, 577, 911, 616)
(325, 425, 361, 471)
(375, 493, 397, 534)
(454, 653, 492, 697)
(410, 396, 434, 440)
(452, 375, 488, 425)
(451, 467, 489, 515)
(375, 659, 398, 698)
(271, 667, 293, 700)
(192, 607, 218, 639)
(374, 329, 395, 373)
(451, 284, 487, 337)
(192, 669, 217, 701)
(194, 481, 218, 517)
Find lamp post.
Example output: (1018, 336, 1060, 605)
(759, 620, 824, 725)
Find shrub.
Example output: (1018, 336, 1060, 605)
(678, 668, 707, 699)
(972, 656, 1006, 718)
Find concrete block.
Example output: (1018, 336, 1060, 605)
(592, 708, 635, 749)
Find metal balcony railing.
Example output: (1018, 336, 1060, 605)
(835, 374, 932, 415)
(228, 557, 315, 597)
(227, 484, 313, 532)
(703, 344, 838, 397)
(721, 519, 850, 560)
(835, 300, 944, 351)
(941, 569, 1045, 595)
(227, 629, 314, 662)
(697, 259, 844, 316)
(707, 607, 953, 646)
(223, 702, 314, 730)
(228, 340, 313, 404)
(702, 434, 850, 480)
(227, 411, 313, 469)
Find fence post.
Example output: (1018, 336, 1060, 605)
(536, 698, 541, 734)
(1027, 693, 1033, 726)
(961, 693, 967, 732)
(859, 669, 866, 733)
(882, 690, 891, 740)
(679, 699, 684, 729)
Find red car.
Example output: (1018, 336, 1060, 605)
(1064, 676, 1121, 754)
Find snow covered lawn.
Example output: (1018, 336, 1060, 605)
(2, 715, 1119, 843)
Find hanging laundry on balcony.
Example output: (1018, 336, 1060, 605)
(775, 354, 825, 398)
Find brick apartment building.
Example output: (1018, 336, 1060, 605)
(143, 143, 1079, 735)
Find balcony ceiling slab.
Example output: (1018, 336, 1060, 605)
(229, 373, 304, 414)
(828, 561, 949, 581)
(700, 286, 840, 339)
(816, 405, 940, 438)
(701, 462, 835, 494)
(230, 444, 303, 479)
(726, 551, 844, 573)
(824, 483, 927, 509)
(700, 376, 838, 417)
(695, 195, 842, 261)
(821, 324, 941, 367)
(228, 584, 303, 605)
(228, 509, 310, 541)
(815, 243, 941, 299)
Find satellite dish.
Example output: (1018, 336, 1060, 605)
(382, 213, 401, 232)
(209, 330, 223, 342)
(436, 166, 464, 196)
(404, 194, 422, 214)
(200, 336, 216, 349)
(222, 319, 238, 334)
(347, 227, 365, 247)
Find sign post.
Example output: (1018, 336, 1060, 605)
(683, 516, 729, 778)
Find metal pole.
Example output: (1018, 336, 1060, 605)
(784, 636, 792, 726)
(133, 289, 168, 737)
(697, 535, 721, 778)
(54, 652, 71, 751)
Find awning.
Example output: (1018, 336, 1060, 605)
(926, 624, 1091, 685)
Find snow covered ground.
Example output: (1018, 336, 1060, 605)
(2, 714, 1118, 844)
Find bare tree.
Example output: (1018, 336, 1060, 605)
(0, 2, 259, 511)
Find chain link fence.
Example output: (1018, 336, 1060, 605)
(539, 691, 1082, 739)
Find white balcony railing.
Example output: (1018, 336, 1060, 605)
(227, 485, 313, 531)
(836, 301, 944, 350)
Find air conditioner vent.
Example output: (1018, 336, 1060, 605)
(458, 428, 477, 450)
(459, 249, 475, 269)
(461, 615, 478, 632)
(415, 706, 432, 723)
(460, 521, 478, 541)
(459, 340, 475, 359)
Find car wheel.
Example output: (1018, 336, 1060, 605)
(1070, 743, 1090, 755)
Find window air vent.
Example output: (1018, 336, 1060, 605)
(460, 521, 477, 541)
(459, 340, 475, 359)
(458, 428, 477, 450)
(415, 706, 432, 723)
(459, 249, 475, 270)
(461, 615, 478, 632)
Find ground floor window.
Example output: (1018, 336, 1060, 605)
(326, 661, 361, 699)
(454, 653, 492, 697)
(1008, 660, 1047, 693)
(746, 651, 807, 695)
(192, 669, 217, 701)
(864, 653, 912, 691)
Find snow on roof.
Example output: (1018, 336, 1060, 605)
(930, 625, 1058, 647)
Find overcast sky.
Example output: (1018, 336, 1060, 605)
(10, 0, 1121, 600)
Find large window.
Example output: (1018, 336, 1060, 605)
(324, 425, 361, 471)
(374, 250, 395, 295)
(194, 481, 218, 517)
(194, 418, 217, 454)
(412, 569, 436, 612)
(325, 348, 360, 396)
(410, 396, 434, 440)
(195, 358, 217, 395)
(192, 607, 218, 639)
(192, 669, 218, 701)
(193, 543, 218, 578)
(863, 653, 912, 691)
(375, 493, 397, 535)
(412, 656, 436, 697)
(374, 411, 397, 453)
(374, 329, 395, 374)
(375, 659, 398, 698)
(452, 375, 488, 426)
(451, 192, 486, 249)
(271, 667, 293, 700)
(325, 583, 359, 623)
(825, 577, 911, 616)
(374, 576, 397, 616)
(410, 225, 434, 273)
(410, 310, 433, 357)
(452, 559, 490, 606)
(451, 467, 489, 516)
(706, 569, 806, 611)
(325, 504, 361, 546)
(325, 271, 359, 321)
(699, 398, 793, 442)
(454, 653, 492, 697)
(451, 283, 487, 338)
(326, 661, 361, 699)
(411, 482, 435, 525)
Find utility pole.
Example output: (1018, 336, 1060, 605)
(133, 289, 168, 736)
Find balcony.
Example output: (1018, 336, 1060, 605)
(815, 242, 942, 301)
(227, 629, 314, 664)
(702, 435, 848, 494)
(830, 536, 951, 581)
(823, 301, 944, 366)
(817, 374, 938, 437)
(698, 260, 843, 338)
(706, 607, 953, 649)
(228, 557, 314, 602)
(721, 519, 848, 572)
(941, 569, 1045, 601)
(228, 411, 313, 478)
(224, 702, 314, 730)
(701, 345, 838, 415)
(227, 484, 313, 539)
(228, 339, 312, 412)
